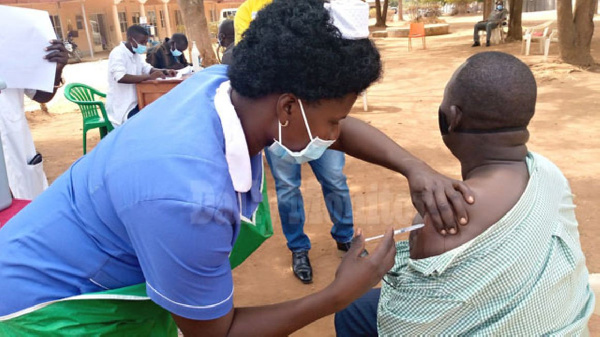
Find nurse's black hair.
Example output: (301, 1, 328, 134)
(228, 0, 382, 102)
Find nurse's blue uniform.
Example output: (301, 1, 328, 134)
(0, 66, 266, 327)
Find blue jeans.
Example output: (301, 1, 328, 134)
(264, 149, 354, 252)
(334, 288, 380, 337)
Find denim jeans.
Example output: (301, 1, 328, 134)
(264, 148, 354, 252)
(334, 288, 380, 337)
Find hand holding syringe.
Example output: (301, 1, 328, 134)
(365, 224, 424, 242)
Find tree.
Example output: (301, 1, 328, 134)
(556, 0, 596, 66)
(483, 0, 493, 20)
(374, 0, 390, 27)
(176, 0, 218, 66)
(505, 0, 524, 41)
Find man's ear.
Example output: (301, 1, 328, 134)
(448, 105, 463, 132)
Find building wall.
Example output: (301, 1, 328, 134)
(2, 0, 243, 57)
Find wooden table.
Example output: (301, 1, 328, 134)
(136, 78, 185, 110)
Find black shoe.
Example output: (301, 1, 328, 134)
(292, 251, 312, 284)
(472, 41, 481, 47)
(336, 241, 352, 252)
(336, 241, 369, 257)
(486, 41, 491, 47)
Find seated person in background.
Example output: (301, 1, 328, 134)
(107, 25, 176, 127)
(146, 33, 189, 70)
(218, 19, 235, 65)
(335, 51, 595, 336)
(472, 0, 507, 47)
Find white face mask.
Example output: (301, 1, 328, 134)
(268, 99, 336, 164)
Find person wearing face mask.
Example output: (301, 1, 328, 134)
(0, 1, 475, 335)
(236, 0, 359, 285)
(106, 25, 177, 127)
(335, 52, 594, 337)
(146, 33, 190, 70)
(472, 0, 508, 47)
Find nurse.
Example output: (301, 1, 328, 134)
(0, 0, 473, 335)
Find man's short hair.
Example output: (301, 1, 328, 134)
(126, 25, 149, 38)
(171, 33, 188, 45)
(446, 51, 536, 130)
(219, 19, 234, 38)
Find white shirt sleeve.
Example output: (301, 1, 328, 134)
(109, 51, 128, 82)
(142, 61, 153, 75)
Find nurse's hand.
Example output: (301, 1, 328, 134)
(329, 228, 395, 306)
(406, 164, 474, 235)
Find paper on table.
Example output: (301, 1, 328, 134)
(0, 6, 57, 93)
(156, 66, 193, 80)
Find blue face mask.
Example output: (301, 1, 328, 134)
(497, 5, 503, 10)
(131, 38, 147, 54)
(268, 99, 336, 165)
(171, 48, 183, 57)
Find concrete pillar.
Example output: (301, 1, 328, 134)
(138, 0, 147, 20)
(161, 0, 172, 38)
(112, 0, 123, 43)
(56, 2, 66, 40)
(80, 0, 94, 58)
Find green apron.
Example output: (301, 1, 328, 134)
(0, 175, 273, 335)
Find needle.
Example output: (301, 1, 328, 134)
(364, 223, 425, 242)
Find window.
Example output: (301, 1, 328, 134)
(147, 11, 157, 27)
(159, 10, 165, 28)
(76, 15, 83, 30)
(132, 12, 140, 25)
(118, 12, 128, 32)
(174, 10, 183, 26)
(49, 15, 63, 40)
(210, 9, 217, 22)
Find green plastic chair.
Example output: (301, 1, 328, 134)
(64, 83, 114, 154)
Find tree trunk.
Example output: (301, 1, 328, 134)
(398, 0, 403, 21)
(176, 0, 218, 66)
(506, 0, 524, 41)
(557, 0, 595, 66)
(483, 0, 493, 20)
(375, 0, 385, 27)
(382, 0, 389, 23)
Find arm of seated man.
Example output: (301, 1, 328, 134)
(409, 167, 529, 260)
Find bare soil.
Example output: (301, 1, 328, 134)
(27, 12, 600, 336)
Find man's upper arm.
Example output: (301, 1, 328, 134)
(109, 53, 127, 82)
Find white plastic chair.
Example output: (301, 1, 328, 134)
(543, 29, 559, 61)
(522, 20, 554, 55)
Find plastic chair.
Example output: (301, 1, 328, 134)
(408, 22, 426, 51)
(64, 83, 114, 154)
(522, 20, 554, 55)
(543, 29, 559, 61)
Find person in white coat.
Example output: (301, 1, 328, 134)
(0, 39, 68, 200)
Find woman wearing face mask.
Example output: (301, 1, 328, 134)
(0, 1, 474, 335)
(105, 25, 177, 127)
(146, 33, 190, 70)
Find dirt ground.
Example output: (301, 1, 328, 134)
(27, 11, 600, 336)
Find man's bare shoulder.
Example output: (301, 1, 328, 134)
(410, 163, 529, 259)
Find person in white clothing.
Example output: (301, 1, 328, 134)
(0, 40, 68, 200)
(107, 25, 176, 127)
